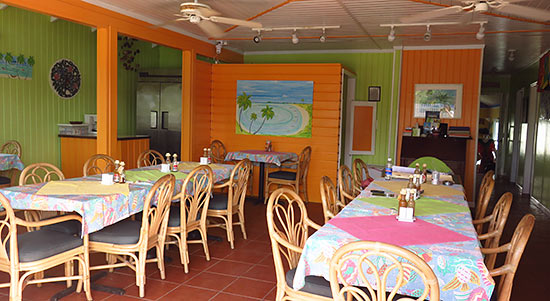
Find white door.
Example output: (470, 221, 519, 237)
(510, 88, 524, 183)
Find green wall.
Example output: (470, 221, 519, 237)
(0, 7, 97, 166)
(245, 51, 401, 166)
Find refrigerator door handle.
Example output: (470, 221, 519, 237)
(161, 111, 169, 130)
(150, 111, 158, 129)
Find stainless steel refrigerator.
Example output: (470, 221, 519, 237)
(136, 71, 182, 156)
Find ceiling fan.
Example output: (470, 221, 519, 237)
(401, 0, 550, 23)
(171, 0, 262, 38)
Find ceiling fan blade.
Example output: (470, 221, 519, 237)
(496, 4, 550, 21)
(400, 6, 464, 23)
(459, 10, 474, 24)
(197, 20, 226, 38)
(151, 18, 186, 28)
(196, 6, 221, 18)
(209, 16, 262, 28)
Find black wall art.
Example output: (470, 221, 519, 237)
(50, 59, 81, 98)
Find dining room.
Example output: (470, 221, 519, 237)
(1, 0, 550, 301)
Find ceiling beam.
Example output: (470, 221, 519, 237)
(335, 0, 381, 49)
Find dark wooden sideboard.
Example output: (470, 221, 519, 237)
(400, 136, 470, 181)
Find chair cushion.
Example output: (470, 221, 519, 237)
(268, 171, 297, 181)
(89, 219, 141, 245)
(208, 193, 228, 210)
(41, 216, 82, 236)
(285, 268, 332, 298)
(0, 176, 10, 185)
(169, 205, 203, 227)
(8, 229, 83, 262)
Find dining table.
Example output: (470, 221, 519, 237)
(293, 178, 495, 300)
(225, 150, 298, 203)
(0, 153, 24, 171)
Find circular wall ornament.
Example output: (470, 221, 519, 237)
(49, 59, 81, 98)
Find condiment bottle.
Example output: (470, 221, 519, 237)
(414, 174, 421, 194)
(407, 175, 415, 189)
(207, 148, 212, 164)
(414, 163, 421, 175)
(407, 189, 416, 217)
(398, 189, 408, 210)
(165, 153, 171, 165)
(113, 160, 120, 183)
(119, 162, 126, 183)
(421, 164, 428, 184)
(172, 154, 179, 172)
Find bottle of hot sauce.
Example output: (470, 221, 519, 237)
(398, 189, 408, 211)
(421, 164, 428, 184)
(407, 175, 415, 189)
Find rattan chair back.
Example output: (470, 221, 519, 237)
(353, 158, 369, 191)
(210, 140, 227, 163)
(338, 164, 356, 205)
(83, 154, 116, 176)
(475, 170, 495, 221)
(329, 241, 440, 301)
(320, 176, 343, 223)
(0, 140, 21, 157)
(137, 149, 165, 167)
(19, 163, 65, 185)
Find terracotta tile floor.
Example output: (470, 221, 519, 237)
(2, 178, 548, 300)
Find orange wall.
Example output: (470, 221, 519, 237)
(211, 64, 343, 203)
(192, 59, 213, 161)
(397, 48, 483, 201)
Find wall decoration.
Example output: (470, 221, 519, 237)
(0, 52, 34, 80)
(368, 86, 381, 102)
(49, 59, 81, 98)
(236, 80, 313, 138)
(118, 36, 141, 71)
(414, 84, 463, 119)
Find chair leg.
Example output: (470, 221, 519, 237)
(138, 251, 147, 298)
(34, 271, 44, 287)
(237, 210, 247, 240)
(302, 180, 309, 203)
(10, 274, 21, 301)
(226, 214, 234, 249)
(156, 245, 166, 280)
(64, 261, 73, 287)
(82, 253, 92, 301)
(199, 226, 210, 261)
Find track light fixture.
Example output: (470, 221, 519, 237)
(253, 30, 262, 43)
(319, 28, 327, 43)
(291, 30, 299, 44)
(476, 23, 485, 40)
(423, 25, 431, 41)
(508, 49, 516, 62)
(388, 26, 396, 42)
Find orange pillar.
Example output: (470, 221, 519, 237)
(181, 50, 195, 161)
(96, 26, 118, 157)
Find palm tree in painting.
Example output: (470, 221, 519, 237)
(27, 56, 35, 67)
(16, 55, 25, 65)
(237, 92, 252, 130)
(253, 105, 275, 135)
(4, 53, 13, 64)
(249, 112, 257, 134)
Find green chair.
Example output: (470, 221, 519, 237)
(408, 156, 453, 173)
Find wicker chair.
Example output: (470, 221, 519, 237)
(481, 214, 535, 301)
(0, 140, 22, 188)
(474, 170, 495, 231)
(265, 146, 312, 203)
(267, 188, 332, 301)
(207, 159, 252, 249)
(166, 165, 213, 273)
(320, 176, 344, 224)
(329, 241, 440, 301)
(0, 194, 92, 301)
(88, 174, 175, 298)
(338, 164, 357, 205)
(136, 149, 165, 167)
(210, 140, 228, 163)
(352, 158, 371, 191)
(473, 192, 513, 270)
(82, 154, 116, 177)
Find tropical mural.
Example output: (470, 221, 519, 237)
(0, 52, 34, 80)
(235, 80, 313, 138)
(414, 84, 463, 119)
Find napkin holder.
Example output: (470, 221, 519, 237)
(200, 156, 209, 165)
(101, 174, 114, 185)
(160, 164, 171, 173)
(397, 207, 416, 222)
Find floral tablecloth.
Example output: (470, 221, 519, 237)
(0, 154, 24, 171)
(135, 162, 234, 187)
(0, 178, 150, 236)
(293, 180, 494, 301)
(225, 150, 297, 166)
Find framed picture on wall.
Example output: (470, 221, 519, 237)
(368, 86, 381, 102)
(414, 84, 463, 119)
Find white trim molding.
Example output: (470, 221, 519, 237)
(397, 44, 485, 50)
(245, 49, 395, 55)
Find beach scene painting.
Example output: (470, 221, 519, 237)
(236, 80, 313, 138)
(0, 52, 34, 80)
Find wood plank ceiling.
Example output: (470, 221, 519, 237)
(82, 0, 550, 72)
